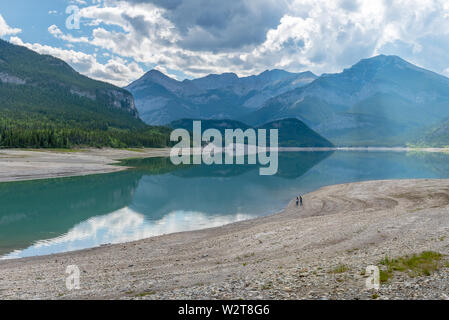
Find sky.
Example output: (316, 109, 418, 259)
(1, 0, 449, 87)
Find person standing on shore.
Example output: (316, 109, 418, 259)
(296, 197, 299, 207)
(299, 195, 303, 207)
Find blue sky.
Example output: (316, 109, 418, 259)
(1, 0, 449, 87)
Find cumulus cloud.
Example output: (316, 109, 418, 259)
(120, 0, 286, 51)
(240, 0, 449, 75)
(0, 14, 21, 37)
(0, 0, 443, 86)
(48, 25, 89, 43)
(9, 36, 143, 87)
(43, 0, 449, 81)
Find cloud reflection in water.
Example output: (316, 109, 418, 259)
(2, 207, 254, 259)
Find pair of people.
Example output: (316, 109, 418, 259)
(296, 195, 303, 207)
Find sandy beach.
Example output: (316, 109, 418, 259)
(0, 178, 448, 300)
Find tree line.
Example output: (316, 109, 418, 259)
(0, 125, 171, 148)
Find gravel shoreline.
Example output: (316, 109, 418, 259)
(1, 147, 447, 183)
(0, 179, 448, 300)
(0, 148, 171, 183)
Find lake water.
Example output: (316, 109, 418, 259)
(1, 151, 449, 259)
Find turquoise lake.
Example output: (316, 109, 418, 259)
(1, 151, 449, 259)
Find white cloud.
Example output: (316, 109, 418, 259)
(42, 0, 449, 82)
(3, 0, 448, 86)
(0, 14, 21, 37)
(70, 0, 87, 4)
(244, 0, 449, 75)
(9, 36, 144, 87)
(48, 25, 89, 43)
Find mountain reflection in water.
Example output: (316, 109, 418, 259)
(2, 151, 449, 259)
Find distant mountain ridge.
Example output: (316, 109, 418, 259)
(169, 118, 333, 148)
(126, 69, 317, 125)
(127, 55, 449, 147)
(245, 55, 449, 146)
(4, 37, 447, 148)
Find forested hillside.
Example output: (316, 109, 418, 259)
(169, 118, 334, 147)
(0, 39, 170, 148)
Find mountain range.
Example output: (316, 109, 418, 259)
(128, 55, 449, 147)
(246, 55, 449, 146)
(125, 69, 317, 125)
(1, 36, 448, 148)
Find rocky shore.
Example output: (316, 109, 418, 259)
(0, 179, 448, 300)
(0, 148, 170, 183)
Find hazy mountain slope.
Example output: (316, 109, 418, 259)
(419, 118, 449, 147)
(126, 69, 317, 125)
(170, 118, 252, 133)
(0, 39, 170, 148)
(169, 118, 333, 147)
(259, 118, 334, 147)
(245, 55, 449, 146)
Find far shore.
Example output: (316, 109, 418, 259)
(0, 148, 171, 183)
(0, 147, 448, 183)
(280, 146, 449, 152)
(0, 179, 448, 299)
